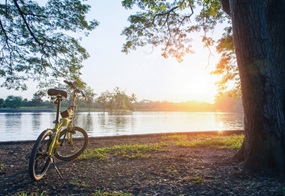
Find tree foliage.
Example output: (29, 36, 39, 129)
(30, 91, 44, 106)
(96, 87, 135, 112)
(121, 0, 226, 59)
(212, 26, 240, 96)
(5, 95, 22, 108)
(96, 90, 113, 112)
(0, 0, 98, 90)
(121, 0, 238, 95)
(83, 85, 97, 111)
(0, 98, 4, 107)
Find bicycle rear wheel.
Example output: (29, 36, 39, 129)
(54, 126, 88, 161)
(29, 129, 52, 181)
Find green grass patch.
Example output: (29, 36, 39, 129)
(163, 133, 244, 149)
(80, 133, 243, 161)
(14, 193, 28, 196)
(92, 190, 132, 196)
(14, 191, 46, 196)
(0, 163, 5, 172)
(70, 179, 88, 187)
(79, 143, 165, 160)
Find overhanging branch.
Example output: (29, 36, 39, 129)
(220, 0, 230, 16)
(13, 0, 43, 46)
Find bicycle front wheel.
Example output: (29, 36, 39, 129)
(54, 126, 88, 161)
(29, 129, 52, 181)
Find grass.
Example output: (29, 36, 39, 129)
(92, 190, 132, 196)
(70, 179, 89, 187)
(13, 192, 46, 196)
(0, 163, 5, 172)
(79, 143, 166, 160)
(79, 133, 243, 161)
(163, 133, 244, 149)
(181, 176, 204, 184)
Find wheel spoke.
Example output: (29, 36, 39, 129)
(54, 127, 88, 161)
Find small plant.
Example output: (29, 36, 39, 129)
(191, 176, 204, 184)
(70, 179, 88, 187)
(14, 193, 28, 196)
(92, 190, 132, 196)
(14, 191, 46, 196)
(165, 165, 178, 174)
(0, 163, 5, 172)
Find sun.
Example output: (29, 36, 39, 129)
(188, 75, 218, 103)
(167, 57, 218, 103)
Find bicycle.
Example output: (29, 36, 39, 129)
(28, 80, 88, 181)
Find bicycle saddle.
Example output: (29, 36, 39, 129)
(47, 89, 67, 98)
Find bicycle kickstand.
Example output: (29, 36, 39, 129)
(50, 156, 64, 179)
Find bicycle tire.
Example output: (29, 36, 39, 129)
(29, 129, 53, 181)
(54, 126, 88, 161)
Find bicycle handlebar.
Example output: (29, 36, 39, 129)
(64, 80, 86, 97)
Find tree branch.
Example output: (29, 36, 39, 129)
(0, 18, 11, 51)
(178, 0, 195, 28)
(13, 0, 43, 46)
(152, 6, 179, 27)
(220, 0, 230, 16)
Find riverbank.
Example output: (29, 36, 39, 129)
(0, 107, 101, 113)
(0, 131, 284, 196)
(0, 107, 244, 113)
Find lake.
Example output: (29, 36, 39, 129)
(0, 112, 244, 142)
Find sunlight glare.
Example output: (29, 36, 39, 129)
(167, 47, 219, 103)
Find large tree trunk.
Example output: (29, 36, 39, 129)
(226, 0, 285, 174)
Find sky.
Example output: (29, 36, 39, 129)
(0, 0, 223, 103)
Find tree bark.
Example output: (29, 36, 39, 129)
(228, 0, 285, 174)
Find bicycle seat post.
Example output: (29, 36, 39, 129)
(54, 96, 62, 125)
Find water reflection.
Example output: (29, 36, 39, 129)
(98, 112, 107, 128)
(0, 112, 244, 141)
(109, 113, 128, 133)
(4, 113, 22, 134)
(32, 113, 41, 130)
(214, 113, 244, 130)
(74, 113, 94, 134)
(95, 112, 133, 134)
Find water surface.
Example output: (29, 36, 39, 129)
(0, 112, 244, 141)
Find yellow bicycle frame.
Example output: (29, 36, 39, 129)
(47, 96, 75, 156)
(46, 85, 79, 156)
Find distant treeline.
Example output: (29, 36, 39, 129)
(134, 96, 242, 112)
(0, 92, 242, 113)
(134, 100, 214, 112)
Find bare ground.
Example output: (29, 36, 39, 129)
(0, 131, 285, 196)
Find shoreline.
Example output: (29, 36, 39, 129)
(0, 129, 244, 144)
(0, 108, 244, 113)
